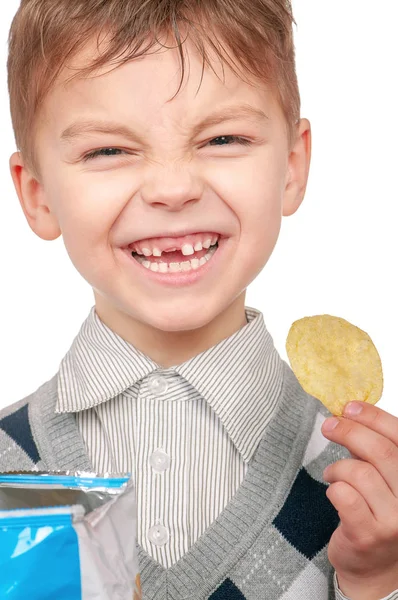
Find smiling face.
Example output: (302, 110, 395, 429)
(10, 35, 311, 365)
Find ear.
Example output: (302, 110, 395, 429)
(282, 118, 312, 217)
(9, 152, 61, 241)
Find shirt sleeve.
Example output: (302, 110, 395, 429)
(334, 571, 398, 600)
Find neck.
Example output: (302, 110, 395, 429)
(94, 293, 248, 368)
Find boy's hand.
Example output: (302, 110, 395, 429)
(321, 402, 398, 600)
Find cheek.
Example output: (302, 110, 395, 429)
(224, 162, 285, 278)
(44, 183, 127, 289)
(224, 162, 284, 240)
(47, 175, 125, 250)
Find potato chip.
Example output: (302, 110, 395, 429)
(286, 315, 383, 416)
(134, 574, 142, 600)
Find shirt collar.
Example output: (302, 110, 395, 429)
(56, 305, 284, 463)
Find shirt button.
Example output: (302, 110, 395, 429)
(149, 449, 171, 473)
(148, 524, 169, 546)
(148, 375, 168, 395)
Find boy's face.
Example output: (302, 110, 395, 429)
(10, 35, 310, 356)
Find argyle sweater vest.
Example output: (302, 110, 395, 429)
(0, 361, 350, 599)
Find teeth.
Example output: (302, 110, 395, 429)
(181, 244, 195, 256)
(135, 235, 220, 256)
(191, 258, 200, 270)
(135, 245, 218, 273)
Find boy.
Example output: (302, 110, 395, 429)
(1, 0, 398, 598)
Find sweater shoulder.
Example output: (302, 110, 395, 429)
(0, 378, 56, 471)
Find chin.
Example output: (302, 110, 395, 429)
(141, 306, 216, 333)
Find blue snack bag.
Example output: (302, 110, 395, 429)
(0, 473, 141, 599)
(0, 506, 84, 599)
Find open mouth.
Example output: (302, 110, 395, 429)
(131, 240, 219, 273)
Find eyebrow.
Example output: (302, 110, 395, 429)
(59, 104, 269, 144)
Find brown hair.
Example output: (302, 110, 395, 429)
(7, 0, 301, 179)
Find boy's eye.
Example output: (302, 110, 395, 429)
(83, 147, 126, 161)
(207, 135, 252, 147)
(82, 135, 252, 161)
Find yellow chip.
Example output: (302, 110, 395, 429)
(286, 315, 383, 416)
(134, 574, 142, 600)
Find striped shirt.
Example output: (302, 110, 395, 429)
(56, 305, 285, 568)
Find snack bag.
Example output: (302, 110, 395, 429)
(0, 472, 141, 599)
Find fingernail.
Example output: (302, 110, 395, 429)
(344, 402, 363, 417)
(323, 417, 339, 432)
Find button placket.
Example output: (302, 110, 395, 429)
(145, 372, 171, 550)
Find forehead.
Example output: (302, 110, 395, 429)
(40, 34, 282, 138)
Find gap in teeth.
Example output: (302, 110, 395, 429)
(133, 244, 218, 272)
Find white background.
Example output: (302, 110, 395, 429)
(0, 1, 397, 416)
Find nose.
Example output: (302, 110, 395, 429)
(140, 161, 203, 211)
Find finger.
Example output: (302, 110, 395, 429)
(343, 402, 398, 448)
(326, 480, 377, 545)
(322, 416, 398, 497)
(324, 458, 397, 524)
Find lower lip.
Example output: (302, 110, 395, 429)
(120, 238, 227, 286)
